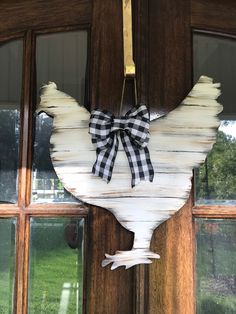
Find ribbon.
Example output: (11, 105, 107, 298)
(89, 105, 154, 187)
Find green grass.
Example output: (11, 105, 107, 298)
(197, 293, 236, 314)
(0, 248, 83, 314)
(28, 247, 83, 314)
(197, 240, 236, 275)
(0, 271, 13, 314)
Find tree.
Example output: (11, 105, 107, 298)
(196, 128, 236, 202)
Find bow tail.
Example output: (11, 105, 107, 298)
(92, 134, 119, 183)
(120, 132, 154, 187)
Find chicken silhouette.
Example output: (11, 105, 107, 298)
(36, 76, 222, 269)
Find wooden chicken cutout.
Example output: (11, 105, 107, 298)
(36, 75, 222, 269)
(36, 0, 222, 269)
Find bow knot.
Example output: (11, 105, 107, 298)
(89, 105, 154, 187)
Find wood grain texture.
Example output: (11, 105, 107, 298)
(149, 198, 195, 314)
(191, 0, 236, 34)
(22, 215, 30, 314)
(146, 1, 195, 312)
(18, 31, 35, 207)
(86, 205, 134, 314)
(90, 0, 123, 114)
(0, 0, 91, 34)
(193, 205, 236, 218)
(37, 75, 221, 270)
(134, 264, 149, 314)
(15, 213, 27, 314)
(148, 0, 192, 115)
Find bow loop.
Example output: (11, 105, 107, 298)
(125, 106, 150, 148)
(90, 110, 114, 139)
(89, 105, 154, 187)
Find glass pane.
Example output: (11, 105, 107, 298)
(28, 217, 84, 314)
(0, 218, 16, 313)
(32, 31, 87, 203)
(194, 34, 236, 204)
(0, 40, 22, 203)
(196, 219, 236, 314)
(195, 121, 236, 204)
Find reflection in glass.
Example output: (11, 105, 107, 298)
(28, 217, 84, 314)
(196, 219, 236, 314)
(32, 113, 79, 203)
(194, 34, 236, 118)
(32, 31, 87, 203)
(196, 120, 236, 204)
(194, 34, 236, 204)
(0, 218, 16, 313)
(0, 40, 22, 203)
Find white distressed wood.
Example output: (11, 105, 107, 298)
(37, 76, 222, 269)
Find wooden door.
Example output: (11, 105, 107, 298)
(0, 1, 236, 313)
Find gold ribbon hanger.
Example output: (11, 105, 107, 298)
(120, 0, 137, 114)
(123, 0, 135, 77)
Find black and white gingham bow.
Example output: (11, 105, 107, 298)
(89, 105, 154, 187)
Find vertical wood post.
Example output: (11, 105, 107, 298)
(146, 0, 195, 313)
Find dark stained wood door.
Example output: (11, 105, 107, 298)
(146, 1, 236, 313)
(0, 1, 236, 313)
